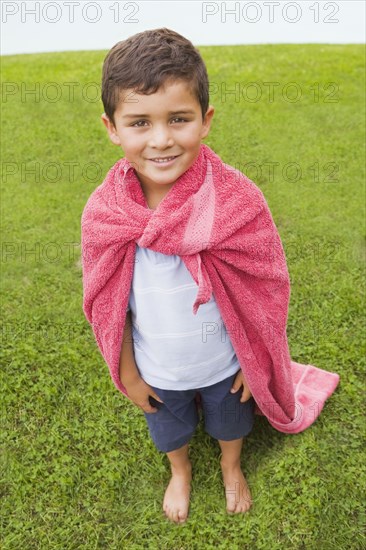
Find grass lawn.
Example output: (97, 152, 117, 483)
(1, 44, 365, 549)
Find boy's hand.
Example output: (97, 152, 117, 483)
(230, 369, 252, 402)
(124, 375, 164, 413)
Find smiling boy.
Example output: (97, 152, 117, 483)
(98, 28, 255, 524)
(82, 26, 341, 527)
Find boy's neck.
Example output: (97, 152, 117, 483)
(142, 183, 176, 211)
(143, 190, 165, 211)
(135, 169, 181, 211)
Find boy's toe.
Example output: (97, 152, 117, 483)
(235, 499, 252, 513)
(178, 510, 187, 523)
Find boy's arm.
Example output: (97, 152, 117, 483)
(119, 310, 140, 385)
(119, 310, 164, 412)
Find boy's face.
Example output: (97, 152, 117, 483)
(101, 80, 214, 198)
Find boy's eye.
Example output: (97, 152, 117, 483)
(171, 117, 187, 123)
(131, 120, 148, 127)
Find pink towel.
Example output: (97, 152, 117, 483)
(81, 143, 340, 434)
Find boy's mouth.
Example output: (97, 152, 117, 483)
(149, 155, 179, 165)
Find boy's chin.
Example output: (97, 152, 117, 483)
(137, 172, 178, 189)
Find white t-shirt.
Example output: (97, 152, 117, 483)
(127, 244, 240, 390)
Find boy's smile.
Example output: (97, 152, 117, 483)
(102, 80, 214, 203)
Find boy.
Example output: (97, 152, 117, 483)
(81, 27, 339, 525)
(100, 27, 254, 524)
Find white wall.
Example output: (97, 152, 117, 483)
(1, 0, 365, 55)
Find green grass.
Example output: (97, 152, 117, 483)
(1, 44, 365, 549)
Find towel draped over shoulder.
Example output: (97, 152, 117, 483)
(81, 143, 340, 434)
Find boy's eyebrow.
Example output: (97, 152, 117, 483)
(122, 110, 196, 119)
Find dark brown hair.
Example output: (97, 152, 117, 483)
(101, 28, 209, 126)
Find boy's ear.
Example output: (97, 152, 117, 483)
(201, 105, 215, 140)
(101, 113, 121, 146)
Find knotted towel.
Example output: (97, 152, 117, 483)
(81, 143, 340, 434)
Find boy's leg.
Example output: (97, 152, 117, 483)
(218, 436, 253, 514)
(198, 371, 255, 514)
(163, 442, 192, 524)
(218, 435, 243, 468)
(143, 387, 199, 524)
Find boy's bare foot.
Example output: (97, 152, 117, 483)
(220, 460, 253, 514)
(163, 463, 192, 524)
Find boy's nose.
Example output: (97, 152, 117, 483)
(148, 125, 174, 149)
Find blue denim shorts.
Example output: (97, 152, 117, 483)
(143, 370, 255, 453)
